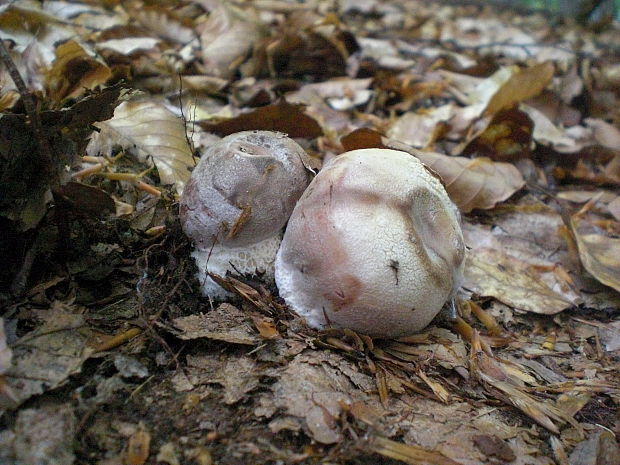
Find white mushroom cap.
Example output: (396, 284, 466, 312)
(275, 148, 465, 338)
(180, 130, 311, 297)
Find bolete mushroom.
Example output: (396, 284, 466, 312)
(274, 148, 465, 338)
(180, 130, 311, 297)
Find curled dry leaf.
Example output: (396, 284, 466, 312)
(340, 128, 524, 212)
(570, 210, 620, 293)
(87, 99, 194, 195)
(45, 40, 111, 103)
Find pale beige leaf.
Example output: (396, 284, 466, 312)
(463, 249, 573, 315)
(132, 6, 195, 44)
(608, 197, 620, 221)
(584, 118, 620, 150)
(521, 104, 593, 153)
(96, 38, 161, 55)
(413, 151, 525, 212)
(199, 2, 263, 78)
(570, 214, 620, 293)
(388, 104, 455, 149)
(87, 100, 194, 195)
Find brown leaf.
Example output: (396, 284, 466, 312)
(199, 99, 323, 138)
(46, 40, 111, 103)
(484, 62, 554, 116)
(472, 434, 516, 462)
(251, 315, 280, 340)
(368, 436, 462, 465)
(340, 127, 384, 151)
(464, 108, 534, 161)
(570, 211, 620, 293)
(53, 182, 115, 217)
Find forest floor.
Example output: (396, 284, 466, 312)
(1, 1, 620, 464)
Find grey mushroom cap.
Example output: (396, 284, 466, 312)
(274, 148, 465, 338)
(180, 130, 311, 250)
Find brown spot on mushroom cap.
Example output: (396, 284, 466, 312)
(180, 131, 311, 249)
(275, 148, 465, 338)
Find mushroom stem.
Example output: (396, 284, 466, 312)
(193, 235, 281, 298)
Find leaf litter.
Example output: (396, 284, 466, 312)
(0, 1, 619, 464)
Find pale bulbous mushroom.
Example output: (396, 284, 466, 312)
(275, 148, 465, 338)
(180, 130, 311, 297)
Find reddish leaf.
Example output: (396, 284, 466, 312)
(200, 99, 323, 138)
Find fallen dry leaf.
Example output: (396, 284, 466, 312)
(521, 104, 593, 153)
(464, 248, 573, 315)
(484, 62, 555, 116)
(4, 307, 92, 409)
(186, 353, 259, 405)
(570, 211, 620, 293)
(199, 99, 323, 138)
(463, 108, 533, 161)
(199, 1, 264, 78)
(387, 104, 454, 149)
(8, 404, 76, 465)
(569, 429, 620, 465)
(172, 304, 260, 345)
(87, 99, 194, 195)
(46, 40, 111, 103)
(369, 435, 462, 465)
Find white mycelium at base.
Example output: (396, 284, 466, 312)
(193, 235, 281, 298)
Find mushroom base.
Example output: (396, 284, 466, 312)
(192, 235, 281, 298)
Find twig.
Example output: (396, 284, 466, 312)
(177, 74, 196, 164)
(0, 40, 55, 179)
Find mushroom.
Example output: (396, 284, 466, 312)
(274, 148, 465, 338)
(180, 130, 311, 297)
